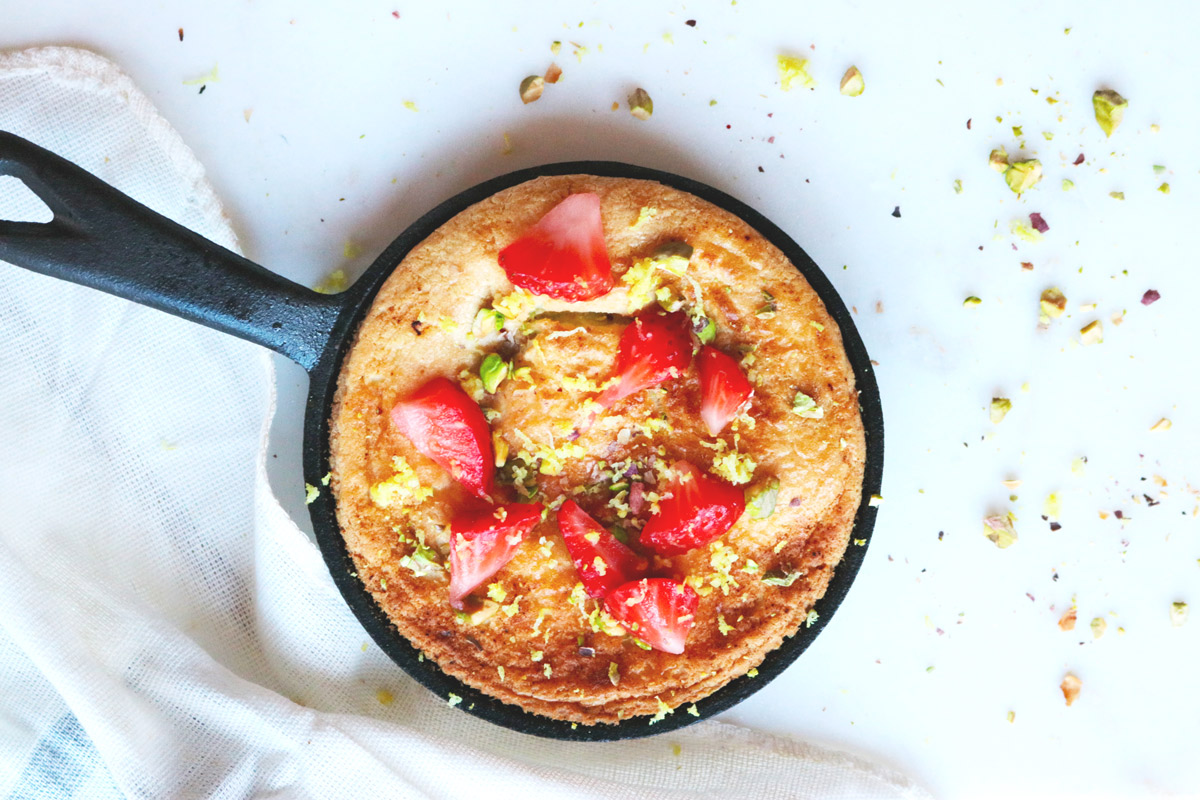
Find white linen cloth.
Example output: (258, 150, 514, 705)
(0, 47, 930, 800)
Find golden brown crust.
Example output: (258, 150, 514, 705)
(329, 175, 865, 724)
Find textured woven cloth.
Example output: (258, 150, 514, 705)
(0, 47, 930, 800)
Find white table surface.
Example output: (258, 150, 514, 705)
(4, 1, 1198, 796)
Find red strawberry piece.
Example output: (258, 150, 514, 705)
(640, 461, 745, 556)
(448, 502, 542, 609)
(595, 310, 692, 408)
(497, 193, 614, 301)
(557, 500, 648, 598)
(697, 345, 754, 436)
(604, 578, 699, 654)
(390, 376, 494, 500)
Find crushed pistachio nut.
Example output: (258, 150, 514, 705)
(989, 398, 1012, 424)
(1044, 492, 1062, 521)
(839, 66, 864, 96)
(763, 570, 801, 587)
(1158, 183, 1170, 194)
(746, 478, 780, 520)
(1004, 160, 1043, 195)
(717, 614, 734, 635)
(1171, 602, 1189, 627)
(1007, 711, 1016, 724)
(398, 541, 444, 579)
(493, 288, 537, 319)
(628, 88, 653, 120)
(1109, 191, 1125, 201)
(479, 353, 509, 394)
(868, 494, 884, 507)
(1062, 179, 1074, 191)
(805, 609, 819, 628)
(1079, 320, 1104, 346)
(370, 456, 434, 508)
(777, 55, 816, 91)
(791, 392, 824, 419)
(447, 693, 463, 707)
(988, 147, 1009, 173)
(519, 75, 544, 104)
(487, 583, 507, 603)
(747, 668, 759, 678)
(1150, 418, 1172, 432)
(755, 290, 778, 319)
(709, 449, 756, 485)
(304, 483, 320, 504)
(608, 661, 620, 686)
(1092, 89, 1128, 137)
(954, 179, 964, 194)
(1039, 288, 1067, 322)
(963, 296, 982, 307)
(1058, 608, 1077, 631)
(1060, 674, 1081, 706)
(687, 704, 700, 717)
(473, 308, 505, 335)
(1091, 617, 1107, 639)
(983, 512, 1018, 548)
(648, 696, 674, 725)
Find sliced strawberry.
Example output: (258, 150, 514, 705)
(497, 193, 614, 301)
(697, 345, 755, 436)
(448, 502, 542, 609)
(604, 578, 699, 654)
(640, 461, 745, 556)
(390, 377, 494, 500)
(557, 500, 648, 598)
(594, 310, 692, 408)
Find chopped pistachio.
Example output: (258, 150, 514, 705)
(805, 609, 819, 628)
(608, 661, 620, 686)
(839, 65, 865, 96)
(1150, 418, 1172, 432)
(1153, 164, 1167, 174)
(473, 308, 505, 335)
(1158, 182, 1170, 194)
(1004, 160, 1043, 195)
(1040, 287, 1067, 321)
(963, 296, 982, 307)
(989, 398, 1012, 424)
(746, 478, 781, 520)
(321, 472, 331, 486)
(479, 353, 509, 394)
(1109, 191, 1125, 201)
(1092, 89, 1128, 137)
(1091, 617, 1107, 639)
(953, 179, 963, 194)
(305, 483, 320, 504)
(1060, 673, 1082, 706)
(755, 290, 778, 319)
(1170, 601, 1189, 627)
(1041, 131, 1054, 141)
(653, 240, 694, 261)
(1079, 320, 1104, 345)
(988, 147, 1009, 173)
(486, 583, 507, 603)
(791, 392, 824, 419)
(777, 55, 816, 91)
(687, 704, 700, 717)
(447, 692, 463, 707)
(763, 570, 800, 587)
(983, 512, 1018, 548)
(628, 88, 653, 120)
(550, 40, 561, 55)
(747, 668, 759, 678)
(1012, 125, 1023, 137)
(868, 494, 883, 507)
(695, 315, 717, 344)
(1058, 608, 1077, 631)
(1062, 179, 1074, 191)
(1007, 711, 1016, 724)
(1044, 492, 1062, 521)
(520, 75, 545, 104)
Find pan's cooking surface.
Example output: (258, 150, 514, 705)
(302, 162, 884, 740)
(0, 136, 880, 740)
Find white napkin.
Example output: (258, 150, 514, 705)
(0, 47, 930, 800)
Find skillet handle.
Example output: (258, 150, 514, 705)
(0, 131, 342, 372)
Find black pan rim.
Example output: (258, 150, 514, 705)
(301, 161, 885, 741)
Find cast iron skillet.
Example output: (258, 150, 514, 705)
(0, 130, 883, 741)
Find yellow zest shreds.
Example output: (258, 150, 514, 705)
(777, 55, 816, 91)
(620, 253, 691, 312)
(687, 704, 700, 717)
(1171, 602, 1189, 627)
(403, 101, 418, 112)
(544, 664, 552, 677)
(632, 205, 659, 227)
(487, 583, 507, 603)
(447, 693, 463, 707)
(531, 607, 551, 635)
(608, 662, 620, 686)
(805, 610, 819, 628)
(717, 614, 734, 635)
(709, 447, 756, 485)
(530, 650, 544, 662)
(501, 596, 522, 617)
(494, 288, 538, 319)
(313, 268, 348, 294)
(370, 457, 435, 509)
(839, 66, 864, 96)
(648, 697, 674, 725)
(305, 484, 320, 504)
(498, 666, 506, 682)
(1093, 89, 1128, 137)
(990, 398, 1012, 424)
(791, 392, 824, 419)
(1060, 674, 1081, 706)
(983, 512, 1018, 548)
(763, 569, 800, 587)
(1044, 492, 1062, 520)
(708, 542, 741, 595)
(321, 472, 332, 486)
(747, 668, 758, 678)
(868, 494, 884, 507)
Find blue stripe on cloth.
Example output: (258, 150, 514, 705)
(7, 713, 121, 800)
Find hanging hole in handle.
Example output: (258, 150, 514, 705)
(0, 175, 55, 223)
